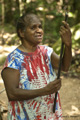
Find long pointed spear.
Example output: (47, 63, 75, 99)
(53, 12, 68, 113)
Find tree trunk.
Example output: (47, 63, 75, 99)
(4, 0, 13, 23)
(2, 0, 5, 25)
(16, 0, 20, 14)
(19, 0, 24, 16)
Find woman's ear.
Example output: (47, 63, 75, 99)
(19, 29, 25, 38)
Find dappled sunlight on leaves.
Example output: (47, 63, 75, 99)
(74, 30, 80, 40)
(0, 45, 17, 65)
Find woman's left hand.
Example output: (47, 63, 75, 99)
(59, 21, 72, 47)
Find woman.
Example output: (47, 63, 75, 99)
(1, 13, 72, 120)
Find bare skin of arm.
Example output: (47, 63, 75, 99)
(1, 67, 61, 101)
(51, 21, 72, 72)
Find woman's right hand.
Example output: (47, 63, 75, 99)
(43, 79, 61, 95)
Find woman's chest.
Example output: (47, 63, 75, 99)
(19, 53, 50, 89)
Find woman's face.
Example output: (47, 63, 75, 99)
(23, 15, 44, 46)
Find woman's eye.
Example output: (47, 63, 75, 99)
(31, 25, 36, 30)
(39, 25, 42, 28)
(31, 25, 42, 30)
(31, 27, 35, 30)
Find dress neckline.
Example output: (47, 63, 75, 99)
(16, 45, 40, 56)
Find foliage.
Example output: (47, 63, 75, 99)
(0, 0, 80, 52)
(0, 0, 80, 76)
(0, 24, 20, 45)
(0, 56, 6, 66)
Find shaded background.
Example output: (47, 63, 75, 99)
(0, 0, 80, 74)
(0, 0, 80, 119)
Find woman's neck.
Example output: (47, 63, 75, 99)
(18, 40, 37, 53)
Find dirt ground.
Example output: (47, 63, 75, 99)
(0, 46, 80, 120)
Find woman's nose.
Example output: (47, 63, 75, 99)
(36, 27, 42, 33)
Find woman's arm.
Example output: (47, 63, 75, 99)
(1, 67, 61, 101)
(51, 21, 72, 72)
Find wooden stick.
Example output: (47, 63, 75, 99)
(53, 12, 68, 113)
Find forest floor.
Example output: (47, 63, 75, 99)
(0, 45, 80, 120)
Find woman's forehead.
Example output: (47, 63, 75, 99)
(24, 15, 41, 26)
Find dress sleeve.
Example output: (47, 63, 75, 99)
(3, 54, 19, 70)
(46, 46, 53, 58)
(44, 46, 53, 61)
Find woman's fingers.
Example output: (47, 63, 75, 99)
(62, 21, 70, 29)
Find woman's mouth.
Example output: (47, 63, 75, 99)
(35, 34, 43, 39)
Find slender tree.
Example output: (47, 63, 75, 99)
(1, 0, 5, 25)
(4, 0, 13, 23)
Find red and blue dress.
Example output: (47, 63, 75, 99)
(3, 45, 63, 120)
